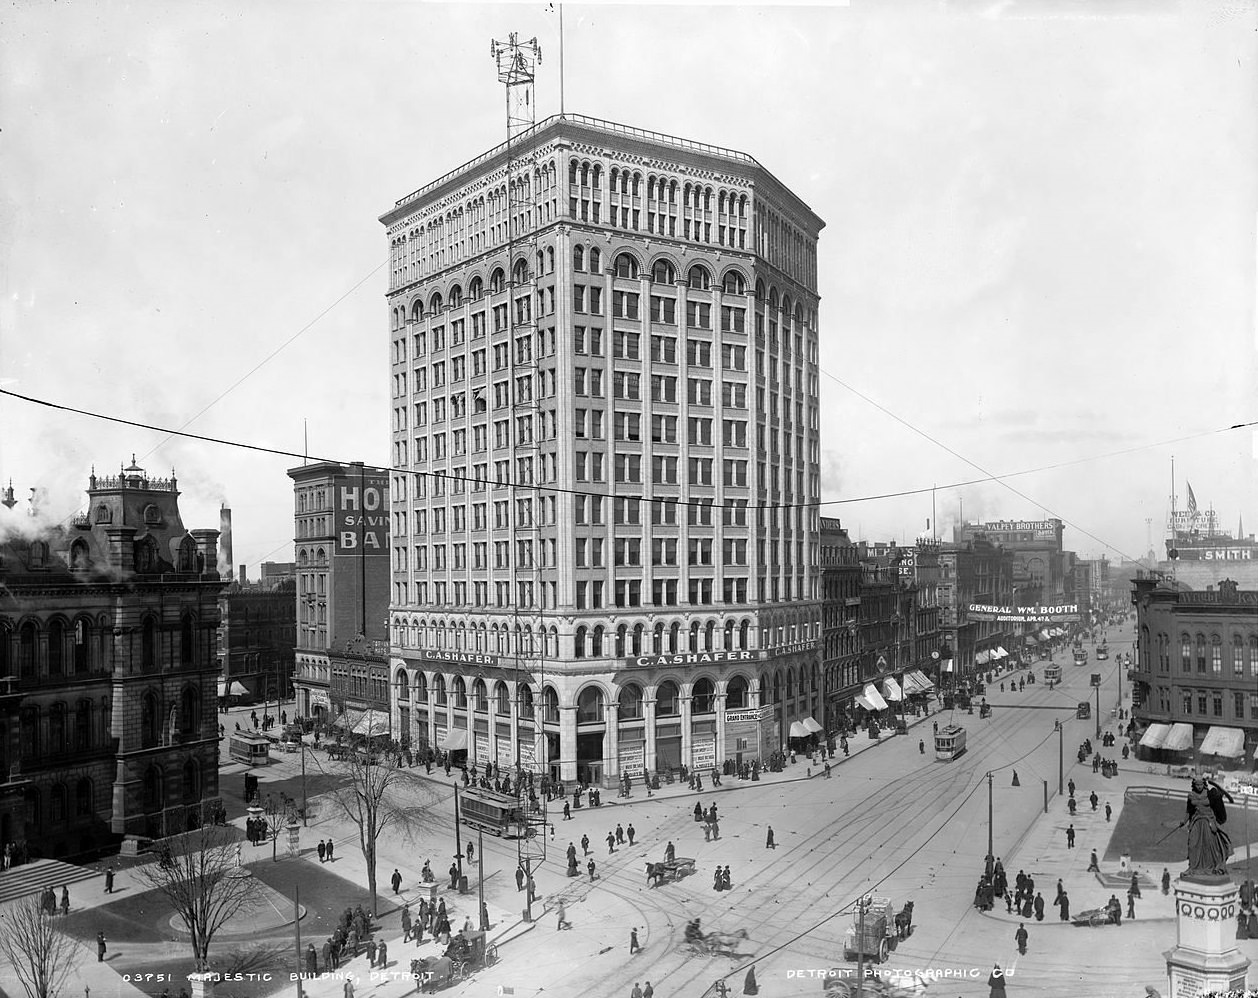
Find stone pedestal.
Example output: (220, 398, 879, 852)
(1164, 877, 1251, 997)
(187, 972, 216, 998)
(286, 823, 300, 858)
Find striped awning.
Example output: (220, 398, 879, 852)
(1162, 723, 1195, 753)
(995, 646, 1009, 660)
(856, 684, 889, 712)
(976, 651, 991, 665)
(902, 671, 934, 694)
(881, 677, 903, 702)
(1200, 726, 1245, 759)
(1139, 723, 1170, 749)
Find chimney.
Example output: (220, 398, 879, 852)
(238, 565, 247, 586)
(219, 504, 233, 578)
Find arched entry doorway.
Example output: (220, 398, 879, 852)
(575, 686, 606, 785)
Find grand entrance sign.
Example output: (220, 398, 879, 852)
(723, 704, 777, 762)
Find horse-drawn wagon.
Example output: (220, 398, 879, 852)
(410, 929, 498, 991)
(682, 919, 749, 956)
(646, 857, 696, 887)
(842, 897, 897, 964)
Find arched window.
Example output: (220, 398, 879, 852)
(180, 685, 200, 735)
(656, 680, 679, 716)
(452, 677, 467, 709)
(70, 539, 91, 570)
(773, 670, 782, 704)
(495, 682, 510, 715)
(141, 617, 157, 672)
(178, 535, 196, 571)
(543, 687, 560, 724)
(512, 258, 530, 285)
(141, 692, 159, 748)
(726, 675, 749, 709)
(50, 783, 67, 826)
(614, 253, 639, 279)
(786, 668, 795, 699)
(723, 270, 747, 295)
(19, 622, 36, 679)
(1211, 635, 1223, 674)
(142, 766, 163, 814)
(518, 686, 535, 720)
(1181, 633, 1192, 671)
(94, 504, 112, 524)
(449, 284, 463, 308)
(396, 670, 410, 700)
(618, 683, 644, 719)
(653, 623, 664, 655)
(47, 620, 64, 676)
(182, 759, 200, 804)
(669, 622, 680, 653)
(1196, 633, 1207, 672)
(704, 620, 715, 651)
(473, 679, 488, 711)
(632, 623, 644, 656)
(49, 703, 66, 755)
(651, 259, 676, 284)
(577, 686, 605, 723)
(490, 268, 505, 294)
(574, 626, 587, 659)
(689, 622, 700, 652)
(469, 276, 484, 300)
(591, 626, 604, 657)
(75, 699, 92, 750)
(724, 621, 735, 650)
(411, 299, 424, 323)
(20, 707, 39, 759)
(692, 678, 715, 714)
(615, 625, 627, 658)
(574, 246, 585, 271)
(1234, 635, 1245, 676)
(180, 614, 194, 666)
(428, 291, 443, 313)
(589, 248, 601, 274)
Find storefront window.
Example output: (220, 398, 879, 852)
(692, 679, 715, 714)
(577, 686, 605, 723)
(618, 684, 643, 719)
(725, 676, 749, 709)
(656, 681, 679, 716)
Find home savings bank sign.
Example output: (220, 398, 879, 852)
(967, 603, 1082, 624)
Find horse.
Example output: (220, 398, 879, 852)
(894, 900, 914, 939)
(645, 862, 665, 888)
(706, 928, 750, 955)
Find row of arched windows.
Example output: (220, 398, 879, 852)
(0, 614, 199, 679)
(393, 666, 819, 722)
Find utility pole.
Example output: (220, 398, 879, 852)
(1055, 720, 1063, 797)
(986, 772, 994, 880)
(478, 827, 487, 930)
(294, 884, 304, 998)
(453, 783, 464, 889)
(1095, 684, 1102, 741)
(855, 894, 871, 998)
(300, 737, 308, 827)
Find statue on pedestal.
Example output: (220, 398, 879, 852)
(1184, 777, 1235, 880)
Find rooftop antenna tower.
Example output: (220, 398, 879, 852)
(491, 30, 548, 919)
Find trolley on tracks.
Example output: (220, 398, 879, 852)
(459, 787, 529, 838)
(934, 724, 967, 761)
(1044, 664, 1062, 685)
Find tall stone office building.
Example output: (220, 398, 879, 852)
(382, 114, 824, 784)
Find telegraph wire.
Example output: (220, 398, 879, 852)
(3, 388, 1252, 527)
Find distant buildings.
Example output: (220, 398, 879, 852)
(216, 578, 295, 705)
(0, 460, 224, 858)
(287, 462, 391, 732)
(1131, 575, 1258, 763)
(382, 114, 824, 781)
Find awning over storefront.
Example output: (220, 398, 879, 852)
(1039, 629, 1053, 641)
(856, 684, 889, 712)
(438, 729, 468, 752)
(976, 651, 990, 665)
(217, 680, 248, 697)
(1162, 723, 1195, 753)
(1025, 635, 1040, 645)
(1200, 726, 1246, 759)
(995, 646, 1009, 660)
(902, 671, 934, 694)
(352, 713, 391, 738)
(788, 721, 810, 739)
(881, 678, 903, 702)
(802, 716, 824, 734)
(1139, 723, 1171, 749)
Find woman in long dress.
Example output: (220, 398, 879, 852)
(1186, 778, 1234, 877)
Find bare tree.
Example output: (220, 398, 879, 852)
(134, 822, 264, 971)
(315, 736, 423, 916)
(0, 894, 81, 998)
(263, 793, 298, 862)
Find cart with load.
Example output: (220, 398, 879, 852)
(842, 896, 896, 963)
(446, 929, 497, 974)
(646, 857, 696, 887)
(1072, 905, 1119, 927)
(410, 955, 460, 992)
(681, 918, 749, 957)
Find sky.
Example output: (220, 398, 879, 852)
(1, 0, 1255, 572)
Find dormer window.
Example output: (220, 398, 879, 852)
(143, 504, 161, 525)
(94, 505, 112, 524)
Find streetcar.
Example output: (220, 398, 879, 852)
(1096, 646, 1109, 661)
(459, 787, 530, 838)
(1072, 649, 1089, 666)
(934, 724, 968, 761)
(1044, 664, 1062, 685)
(228, 731, 271, 766)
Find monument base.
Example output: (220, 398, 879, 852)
(1165, 877, 1251, 997)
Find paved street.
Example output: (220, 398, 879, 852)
(23, 620, 1258, 998)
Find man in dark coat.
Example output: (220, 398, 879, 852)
(766, 827, 775, 849)
(326, 839, 334, 861)
(317, 839, 327, 863)
(1015, 923, 1028, 955)
(1033, 892, 1045, 921)
(1131, 873, 1142, 899)
(305, 943, 318, 973)
(1066, 825, 1076, 848)
(515, 867, 525, 891)
(1090, 790, 1099, 810)
(988, 964, 1007, 997)
(1162, 868, 1172, 894)
(104, 867, 115, 893)
(391, 868, 402, 894)
(581, 834, 590, 855)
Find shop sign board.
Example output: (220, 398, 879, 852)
(618, 742, 646, 778)
(474, 733, 490, 764)
(691, 739, 716, 770)
(334, 472, 389, 556)
(966, 602, 1082, 623)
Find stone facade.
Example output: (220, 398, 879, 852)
(0, 459, 224, 857)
